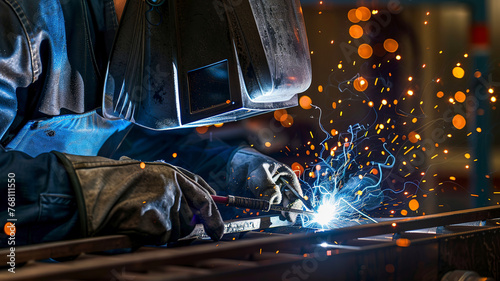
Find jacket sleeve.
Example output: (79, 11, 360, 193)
(0, 0, 33, 140)
(0, 2, 80, 247)
(0, 148, 80, 247)
(100, 125, 239, 195)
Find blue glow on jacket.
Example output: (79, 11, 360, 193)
(6, 110, 130, 157)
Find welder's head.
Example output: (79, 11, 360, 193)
(103, 0, 311, 130)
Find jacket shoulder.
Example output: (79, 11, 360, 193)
(1, 0, 66, 82)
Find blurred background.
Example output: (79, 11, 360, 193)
(191, 0, 500, 218)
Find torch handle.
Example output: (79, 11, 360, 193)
(211, 195, 271, 211)
(211, 195, 230, 205)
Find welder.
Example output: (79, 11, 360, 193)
(0, 0, 311, 246)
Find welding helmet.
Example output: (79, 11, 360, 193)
(103, 0, 312, 130)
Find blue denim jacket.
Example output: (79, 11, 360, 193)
(0, 0, 132, 152)
(0, 0, 235, 246)
(0, 0, 125, 246)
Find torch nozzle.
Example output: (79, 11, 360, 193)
(278, 178, 315, 212)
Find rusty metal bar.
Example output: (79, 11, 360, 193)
(0, 235, 134, 264)
(1, 205, 499, 281)
(180, 226, 500, 281)
(0, 215, 291, 265)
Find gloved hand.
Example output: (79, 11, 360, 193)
(55, 153, 224, 245)
(227, 147, 303, 222)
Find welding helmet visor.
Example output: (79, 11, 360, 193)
(103, 0, 312, 130)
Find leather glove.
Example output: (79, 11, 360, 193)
(227, 147, 303, 222)
(55, 153, 224, 245)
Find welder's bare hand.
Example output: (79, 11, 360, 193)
(56, 153, 224, 244)
(228, 147, 303, 222)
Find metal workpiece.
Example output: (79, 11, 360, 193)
(183, 215, 294, 240)
(1, 205, 500, 281)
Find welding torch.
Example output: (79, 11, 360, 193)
(211, 195, 315, 215)
(278, 178, 315, 212)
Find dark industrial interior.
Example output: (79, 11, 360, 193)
(1, 0, 500, 280)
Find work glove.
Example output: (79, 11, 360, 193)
(227, 147, 303, 222)
(55, 153, 224, 245)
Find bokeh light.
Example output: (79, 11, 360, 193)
(408, 131, 421, 143)
(454, 91, 466, 103)
(300, 95, 313, 109)
(358, 44, 373, 59)
(349, 25, 364, 39)
(196, 126, 209, 134)
(274, 109, 288, 121)
(281, 114, 294, 127)
(355, 7, 371, 21)
(383, 38, 399, 53)
(452, 67, 465, 79)
(396, 238, 411, 247)
(292, 162, 305, 177)
(452, 114, 466, 130)
(409, 199, 419, 211)
(353, 76, 369, 92)
(348, 9, 360, 23)
(4, 222, 15, 235)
